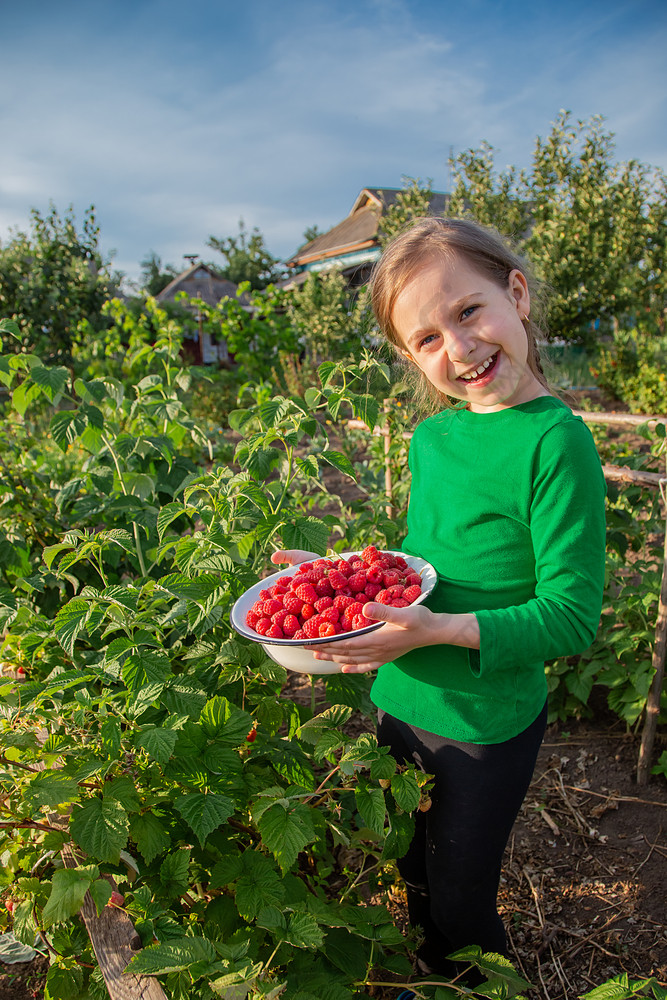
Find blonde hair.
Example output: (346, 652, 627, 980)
(369, 217, 550, 411)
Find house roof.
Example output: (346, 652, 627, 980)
(156, 262, 239, 307)
(286, 187, 448, 270)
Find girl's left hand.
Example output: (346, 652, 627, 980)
(311, 601, 439, 673)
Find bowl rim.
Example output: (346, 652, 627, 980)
(230, 550, 436, 647)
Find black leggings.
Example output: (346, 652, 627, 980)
(377, 702, 547, 977)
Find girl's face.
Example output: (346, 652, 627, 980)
(391, 253, 548, 412)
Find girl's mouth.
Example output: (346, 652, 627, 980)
(457, 352, 499, 385)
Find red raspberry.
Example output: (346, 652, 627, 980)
(319, 606, 340, 624)
(300, 603, 315, 620)
(395, 556, 408, 570)
(282, 614, 300, 636)
(387, 584, 405, 599)
(364, 583, 381, 599)
(360, 545, 379, 565)
(255, 618, 271, 635)
(335, 559, 353, 576)
(366, 567, 383, 584)
(382, 570, 402, 588)
(403, 584, 423, 603)
(405, 572, 421, 586)
(313, 559, 331, 572)
(246, 610, 261, 627)
(348, 571, 367, 593)
(251, 600, 265, 615)
(391, 598, 410, 608)
(295, 583, 317, 604)
(262, 598, 283, 616)
(293, 628, 306, 640)
(275, 575, 293, 586)
(259, 589, 273, 600)
(349, 559, 364, 571)
(290, 574, 308, 590)
(375, 589, 392, 605)
(303, 616, 322, 638)
(266, 623, 285, 639)
(333, 594, 355, 610)
(270, 583, 288, 596)
(315, 596, 334, 611)
(327, 569, 348, 590)
(283, 593, 304, 614)
(375, 556, 392, 569)
(298, 562, 313, 572)
(318, 622, 336, 637)
(352, 614, 374, 629)
(271, 609, 289, 626)
(315, 577, 334, 597)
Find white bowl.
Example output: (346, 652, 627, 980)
(230, 551, 437, 674)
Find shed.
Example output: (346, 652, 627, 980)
(156, 262, 241, 365)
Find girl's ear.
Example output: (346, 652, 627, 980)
(508, 269, 530, 316)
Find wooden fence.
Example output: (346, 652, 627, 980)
(348, 409, 667, 788)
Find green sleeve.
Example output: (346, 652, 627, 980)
(472, 418, 606, 675)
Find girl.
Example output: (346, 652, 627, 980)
(272, 217, 606, 989)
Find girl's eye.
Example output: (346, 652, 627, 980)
(461, 305, 477, 321)
(419, 333, 438, 349)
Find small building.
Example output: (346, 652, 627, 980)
(156, 261, 241, 365)
(283, 187, 448, 290)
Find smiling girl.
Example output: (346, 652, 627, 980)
(273, 217, 606, 987)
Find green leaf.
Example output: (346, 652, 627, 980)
(390, 770, 421, 812)
(255, 802, 316, 872)
(159, 849, 191, 896)
(199, 696, 253, 745)
(322, 927, 369, 979)
(134, 726, 178, 764)
(130, 812, 170, 864)
(29, 363, 70, 401)
(42, 867, 97, 927)
(354, 782, 386, 835)
(157, 502, 188, 540)
(89, 878, 113, 916)
(121, 649, 171, 694)
(44, 963, 84, 1000)
(53, 599, 91, 655)
(235, 854, 284, 920)
(281, 516, 328, 555)
(175, 792, 235, 846)
(104, 775, 141, 813)
(286, 911, 324, 949)
(319, 450, 357, 481)
(11, 381, 42, 416)
(126, 937, 216, 975)
(70, 797, 129, 864)
(24, 772, 79, 811)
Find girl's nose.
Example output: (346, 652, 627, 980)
(443, 326, 474, 362)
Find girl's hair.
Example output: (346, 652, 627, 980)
(369, 216, 551, 411)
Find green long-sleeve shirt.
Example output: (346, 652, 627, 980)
(370, 396, 607, 743)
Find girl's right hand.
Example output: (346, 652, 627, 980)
(270, 549, 319, 568)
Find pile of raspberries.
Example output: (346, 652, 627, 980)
(245, 546, 423, 641)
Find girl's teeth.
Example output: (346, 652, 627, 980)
(461, 355, 495, 380)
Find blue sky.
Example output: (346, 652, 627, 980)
(1, 0, 665, 284)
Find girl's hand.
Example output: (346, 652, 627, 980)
(311, 602, 439, 673)
(271, 549, 319, 568)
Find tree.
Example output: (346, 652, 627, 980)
(446, 112, 667, 344)
(138, 251, 179, 297)
(0, 204, 114, 361)
(206, 219, 284, 290)
(379, 177, 435, 246)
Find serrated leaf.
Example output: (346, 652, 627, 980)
(44, 963, 84, 1000)
(53, 599, 91, 655)
(235, 855, 284, 920)
(42, 867, 97, 927)
(390, 771, 420, 813)
(175, 791, 235, 846)
(281, 516, 328, 556)
(157, 502, 188, 541)
(159, 848, 191, 895)
(255, 802, 316, 872)
(125, 936, 216, 975)
(70, 797, 129, 864)
(89, 878, 113, 916)
(121, 649, 171, 694)
(130, 812, 170, 864)
(319, 450, 356, 481)
(134, 726, 178, 763)
(24, 772, 79, 810)
(199, 696, 253, 745)
(29, 363, 70, 401)
(354, 782, 386, 835)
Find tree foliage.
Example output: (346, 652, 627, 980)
(138, 251, 180, 297)
(207, 218, 284, 290)
(447, 112, 667, 344)
(379, 177, 435, 246)
(0, 204, 114, 361)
